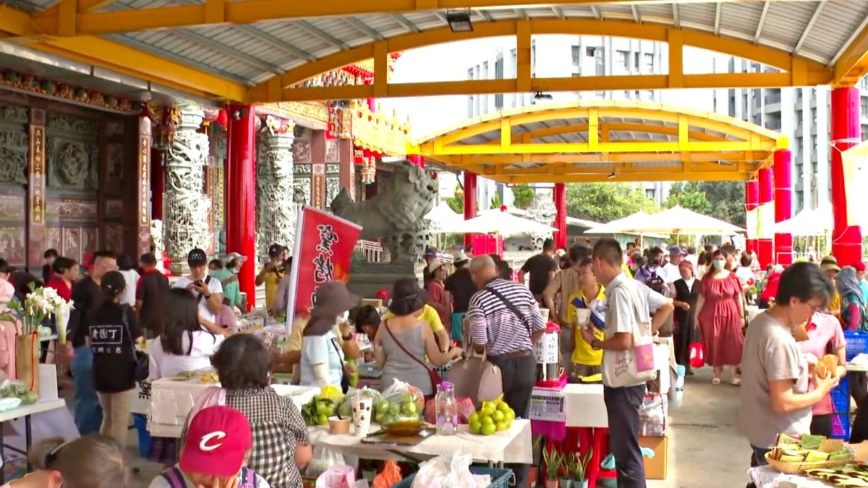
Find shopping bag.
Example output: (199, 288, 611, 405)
(689, 342, 705, 369)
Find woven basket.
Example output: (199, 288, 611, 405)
(764, 453, 852, 474)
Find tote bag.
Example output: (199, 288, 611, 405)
(604, 280, 657, 388)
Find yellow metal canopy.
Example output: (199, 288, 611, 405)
(0, 1, 867, 103)
(409, 100, 787, 184)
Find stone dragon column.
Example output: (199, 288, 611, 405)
(163, 103, 211, 274)
(256, 117, 297, 257)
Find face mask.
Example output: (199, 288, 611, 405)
(230, 267, 240, 275)
(712, 259, 725, 270)
(208, 270, 219, 277)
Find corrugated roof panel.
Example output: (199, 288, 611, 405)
(487, 9, 519, 20)
(127, 0, 173, 10)
(306, 17, 360, 44)
(637, 4, 674, 22)
(261, 23, 332, 54)
(760, 1, 815, 49)
(802, 0, 868, 63)
(677, 3, 715, 30)
(598, 5, 633, 16)
(402, 12, 445, 27)
(559, 6, 597, 18)
(719, 2, 763, 39)
(524, 7, 559, 18)
(130, 30, 169, 44)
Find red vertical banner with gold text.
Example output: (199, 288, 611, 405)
(27, 109, 46, 268)
(286, 207, 362, 322)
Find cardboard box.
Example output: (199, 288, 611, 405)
(640, 435, 669, 480)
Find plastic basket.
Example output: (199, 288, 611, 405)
(390, 467, 513, 488)
(831, 375, 851, 440)
(845, 331, 868, 361)
(133, 413, 153, 458)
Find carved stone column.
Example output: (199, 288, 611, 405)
(257, 128, 296, 256)
(525, 190, 556, 251)
(163, 104, 211, 274)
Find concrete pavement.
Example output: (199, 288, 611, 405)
(127, 367, 747, 487)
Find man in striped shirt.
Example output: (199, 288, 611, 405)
(467, 255, 545, 488)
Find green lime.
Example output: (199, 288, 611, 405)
(469, 412, 480, 425)
(317, 414, 329, 425)
(505, 409, 516, 421)
(497, 402, 510, 413)
(389, 404, 402, 415)
(402, 403, 417, 415)
(492, 410, 505, 422)
(495, 421, 507, 432)
(469, 420, 482, 434)
(481, 415, 494, 426)
(481, 423, 497, 435)
(377, 401, 390, 414)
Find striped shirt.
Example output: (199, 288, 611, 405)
(468, 279, 546, 356)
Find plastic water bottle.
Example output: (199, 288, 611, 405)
(671, 365, 685, 407)
(435, 381, 458, 435)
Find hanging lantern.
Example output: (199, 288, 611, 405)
(360, 156, 377, 185)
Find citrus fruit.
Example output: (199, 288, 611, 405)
(492, 410, 505, 422)
(389, 404, 402, 415)
(402, 403, 417, 415)
(317, 414, 329, 425)
(497, 402, 510, 413)
(495, 421, 507, 432)
(481, 414, 495, 426)
(469, 420, 481, 434)
(505, 409, 516, 421)
(481, 423, 497, 435)
(377, 401, 390, 413)
(469, 412, 480, 425)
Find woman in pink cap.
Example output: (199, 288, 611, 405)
(151, 405, 269, 488)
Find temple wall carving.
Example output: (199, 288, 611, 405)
(256, 131, 296, 256)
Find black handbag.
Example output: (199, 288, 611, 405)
(121, 305, 149, 382)
(330, 338, 350, 394)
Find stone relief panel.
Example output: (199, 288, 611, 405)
(62, 227, 81, 263)
(0, 104, 28, 125)
(0, 195, 26, 221)
(0, 131, 28, 184)
(46, 227, 61, 252)
(105, 224, 123, 254)
(82, 227, 98, 255)
(0, 227, 26, 266)
(105, 199, 123, 219)
(47, 137, 99, 190)
(325, 139, 339, 162)
(105, 143, 125, 184)
(293, 179, 311, 206)
(326, 177, 340, 208)
(292, 140, 311, 163)
(48, 113, 99, 134)
(45, 199, 98, 224)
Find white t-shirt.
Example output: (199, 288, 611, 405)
(148, 331, 225, 379)
(173, 276, 223, 324)
(735, 267, 755, 287)
(147, 468, 271, 488)
(661, 263, 681, 284)
(299, 330, 344, 387)
(119, 269, 140, 306)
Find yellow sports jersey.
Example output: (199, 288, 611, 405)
(383, 304, 445, 332)
(829, 291, 842, 315)
(262, 267, 286, 310)
(566, 286, 606, 366)
(622, 263, 633, 278)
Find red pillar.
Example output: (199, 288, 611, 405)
(745, 180, 758, 254)
(463, 172, 477, 249)
(407, 154, 425, 168)
(553, 183, 567, 249)
(226, 105, 257, 310)
(151, 148, 164, 221)
(757, 167, 774, 268)
(773, 150, 793, 266)
(831, 87, 864, 266)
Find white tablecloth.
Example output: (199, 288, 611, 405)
(309, 419, 532, 464)
(748, 466, 827, 488)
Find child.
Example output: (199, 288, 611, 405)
(1, 435, 127, 488)
(149, 406, 270, 488)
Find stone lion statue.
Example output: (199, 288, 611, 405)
(330, 161, 435, 261)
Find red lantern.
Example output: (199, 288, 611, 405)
(215, 109, 228, 129)
(202, 108, 220, 123)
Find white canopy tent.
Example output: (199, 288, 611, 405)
(610, 206, 745, 235)
(585, 210, 652, 235)
(772, 201, 834, 236)
(449, 208, 558, 237)
(424, 201, 464, 234)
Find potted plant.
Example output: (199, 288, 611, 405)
(529, 436, 543, 487)
(572, 451, 593, 488)
(542, 448, 562, 488)
(560, 453, 575, 488)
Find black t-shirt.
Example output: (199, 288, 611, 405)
(69, 277, 104, 348)
(90, 303, 143, 393)
(443, 268, 477, 313)
(521, 253, 558, 295)
(136, 269, 169, 334)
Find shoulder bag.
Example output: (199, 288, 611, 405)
(381, 320, 441, 393)
(121, 305, 150, 382)
(330, 338, 351, 394)
(197, 276, 212, 306)
(604, 280, 658, 388)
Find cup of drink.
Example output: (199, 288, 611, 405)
(575, 308, 592, 328)
(352, 396, 373, 437)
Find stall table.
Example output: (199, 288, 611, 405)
(748, 465, 827, 488)
(309, 420, 532, 466)
(0, 399, 67, 483)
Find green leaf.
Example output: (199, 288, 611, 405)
(566, 182, 659, 223)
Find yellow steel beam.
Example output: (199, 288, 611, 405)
(249, 19, 833, 102)
(431, 152, 768, 165)
(27, 0, 765, 37)
(476, 162, 756, 178)
(833, 18, 868, 86)
(500, 172, 752, 184)
(31, 37, 249, 101)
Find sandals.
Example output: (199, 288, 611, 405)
(712, 378, 721, 385)
(731, 377, 741, 386)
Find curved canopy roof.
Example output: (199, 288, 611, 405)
(1, 1, 867, 103)
(409, 100, 787, 184)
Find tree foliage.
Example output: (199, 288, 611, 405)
(664, 181, 712, 215)
(699, 181, 746, 226)
(511, 184, 535, 209)
(566, 183, 659, 223)
(490, 193, 502, 209)
(447, 193, 463, 214)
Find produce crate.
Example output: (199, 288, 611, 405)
(845, 331, 868, 361)
(831, 375, 851, 440)
(390, 467, 512, 488)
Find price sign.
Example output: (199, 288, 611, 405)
(528, 388, 565, 422)
(534, 332, 559, 364)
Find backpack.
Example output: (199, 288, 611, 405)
(160, 466, 256, 487)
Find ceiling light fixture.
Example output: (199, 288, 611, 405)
(446, 10, 473, 32)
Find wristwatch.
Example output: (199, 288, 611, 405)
(591, 339, 602, 351)
(204, 293, 211, 299)
(341, 333, 353, 341)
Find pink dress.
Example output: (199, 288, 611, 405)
(698, 273, 744, 367)
(0, 319, 20, 380)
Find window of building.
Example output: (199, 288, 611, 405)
(796, 191, 804, 212)
(634, 52, 640, 70)
(467, 96, 474, 118)
(647, 90, 654, 100)
(644, 53, 654, 71)
(586, 46, 596, 57)
(572, 45, 581, 66)
(594, 48, 605, 76)
(510, 49, 517, 77)
(467, 68, 474, 80)
(812, 135, 817, 153)
(862, 97, 868, 115)
(495, 56, 504, 110)
(645, 189, 656, 199)
(617, 50, 629, 70)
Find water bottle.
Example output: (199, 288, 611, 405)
(671, 365, 685, 407)
(435, 381, 458, 435)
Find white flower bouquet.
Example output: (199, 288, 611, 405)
(1, 283, 75, 340)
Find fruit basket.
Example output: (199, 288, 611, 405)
(765, 433, 854, 475)
(764, 453, 851, 475)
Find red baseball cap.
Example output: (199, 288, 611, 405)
(855, 261, 866, 273)
(179, 406, 252, 477)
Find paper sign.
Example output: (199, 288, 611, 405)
(529, 388, 565, 422)
(534, 332, 559, 364)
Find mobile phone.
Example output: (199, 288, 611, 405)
(193, 280, 204, 287)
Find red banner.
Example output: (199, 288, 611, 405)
(288, 207, 362, 317)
